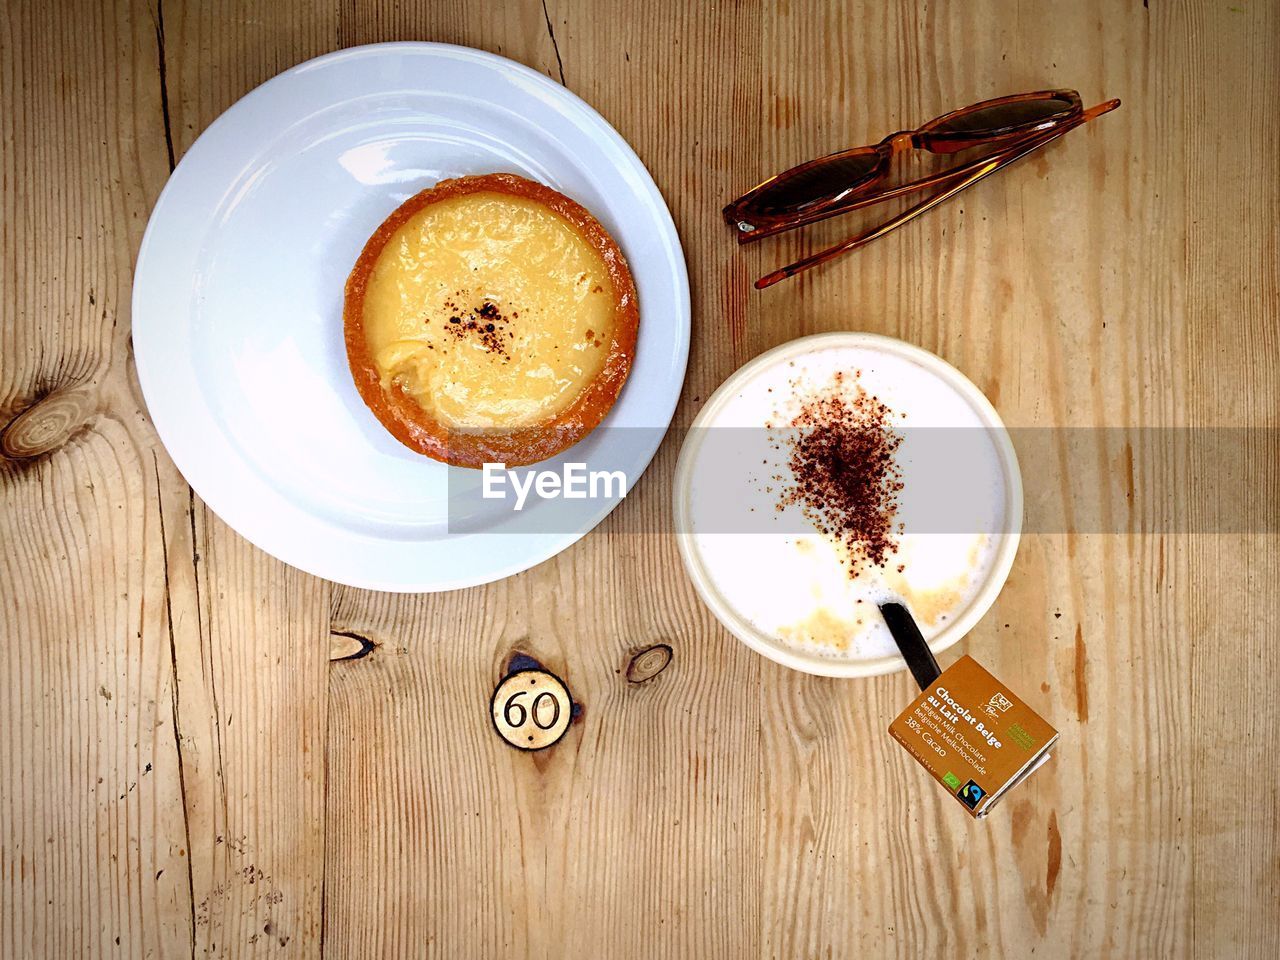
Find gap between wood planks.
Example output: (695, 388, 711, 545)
(151, 0, 175, 172)
(152, 452, 197, 956)
(541, 0, 566, 85)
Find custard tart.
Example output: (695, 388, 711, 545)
(344, 173, 639, 467)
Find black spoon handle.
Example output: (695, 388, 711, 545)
(879, 602, 941, 691)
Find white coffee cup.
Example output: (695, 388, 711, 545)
(674, 332, 1022, 678)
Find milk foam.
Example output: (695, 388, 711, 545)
(687, 344, 1010, 661)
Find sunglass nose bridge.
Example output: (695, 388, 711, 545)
(885, 131, 916, 154)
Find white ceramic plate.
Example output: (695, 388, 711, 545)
(674, 333, 1022, 678)
(133, 43, 689, 592)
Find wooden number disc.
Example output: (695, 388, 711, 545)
(490, 669, 572, 751)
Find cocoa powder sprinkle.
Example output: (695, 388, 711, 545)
(771, 373, 904, 576)
(440, 297, 512, 358)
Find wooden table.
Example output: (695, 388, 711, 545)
(3, 1, 1277, 956)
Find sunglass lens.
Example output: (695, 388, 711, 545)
(740, 152, 881, 218)
(934, 94, 1076, 136)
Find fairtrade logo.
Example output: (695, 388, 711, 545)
(958, 779, 986, 809)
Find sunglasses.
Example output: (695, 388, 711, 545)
(724, 89, 1121, 288)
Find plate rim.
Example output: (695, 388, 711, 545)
(132, 41, 690, 592)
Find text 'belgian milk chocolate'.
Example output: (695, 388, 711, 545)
(888, 656, 1058, 818)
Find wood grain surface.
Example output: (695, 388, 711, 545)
(2, 1, 1277, 957)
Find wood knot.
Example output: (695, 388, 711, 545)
(328, 630, 377, 662)
(625, 643, 673, 683)
(505, 650, 547, 675)
(1, 387, 95, 460)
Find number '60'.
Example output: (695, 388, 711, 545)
(503, 690, 561, 730)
